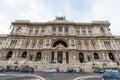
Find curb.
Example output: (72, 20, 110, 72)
(0, 73, 45, 80)
(73, 75, 102, 80)
(27, 74, 45, 80)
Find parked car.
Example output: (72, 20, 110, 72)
(103, 70, 120, 80)
(94, 68, 104, 74)
(64, 67, 76, 73)
(0, 66, 6, 72)
(103, 67, 120, 72)
(43, 67, 56, 72)
(0, 66, 5, 72)
(6, 66, 18, 72)
(20, 67, 33, 73)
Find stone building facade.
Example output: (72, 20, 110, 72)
(0, 17, 120, 69)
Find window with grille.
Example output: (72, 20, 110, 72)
(104, 41, 111, 49)
(9, 40, 17, 48)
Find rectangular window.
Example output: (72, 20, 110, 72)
(32, 43, 36, 48)
(0, 39, 2, 44)
(65, 28, 69, 34)
(35, 30, 39, 35)
(25, 43, 29, 48)
(16, 27, 22, 33)
(41, 29, 45, 33)
(9, 40, 17, 48)
(51, 52, 54, 62)
(29, 30, 33, 35)
(88, 31, 92, 36)
(59, 27, 62, 32)
(82, 31, 86, 36)
(78, 44, 81, 49)
(91, 44, 96, 49)
(104, 42, 111, 49)
(85, 44, 89, 49)
(76, 30, 80, 36)
(119, 41, 120, 48)
(66, 52, 69, 63)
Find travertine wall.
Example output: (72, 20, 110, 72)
(0, 17, 120, 67)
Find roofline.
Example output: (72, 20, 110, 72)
(12, 20, 110, 26)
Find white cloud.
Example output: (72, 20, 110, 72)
(0, 0, 120, 35)
(84, 0, 120, 35)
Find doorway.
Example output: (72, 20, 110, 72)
(57, 52, 63, 64)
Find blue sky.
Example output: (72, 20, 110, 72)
(0, 0, 120, 35)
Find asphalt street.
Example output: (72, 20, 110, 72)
(0, 72, 103, 80)
(35, 72, 102, 80)
(0, 73, 39, 80)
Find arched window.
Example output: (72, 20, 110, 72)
(65, 27, 69, 33)
(59, 27, 62, 32)
(94, 53, 99, 59)
(100, 28, 105, 35)
(53, 40, 68, 47)
(21, 52, 27, 58)
(79, 53, 84, 63)
(52, 27, 56, 32)
(6, 51, 13, 59)
(109, 53, 115, 61)
(35, 52, 42, 61)
(16, 27, 22, 32)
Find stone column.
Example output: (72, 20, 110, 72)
(105, 52, 109, 60)
(114, 52, 119, 61)
(15, 51, 19, 58)
(6, 39, 11, 48)
(17, 51, 21, 58)
(33, 51, 36, 61)
(101, 40, 106, 50)
(86, 28, 88, 36)
(113, 40, 119, 50)
(49, 52, 52, 62)
(84, 53, 87, 62)
(29, 40, 32, 49)
(56, 27, 58, 35)
(54, 51, 57, 63)
(62, 52, 66, 64)
(89, 41, 92, 50)
(63, 27, 65, 35)
(19, 39, 24, 48)
(101, 52, 105, 60)
(91, 53, 94, 61)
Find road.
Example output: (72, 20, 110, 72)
(0, 72, 40, 80)
(35, 72, 102, 80)
(0, 72, 102, 80)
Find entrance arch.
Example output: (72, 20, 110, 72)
(52, 40, 68, 47)
(109, 53, 115, 61)
(6, 51, 13, 59)
(21, 52, 27, 58)
(35, 52, 42, 61)
(94, 53, 99, 59)
(79, 53, 84, 63)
